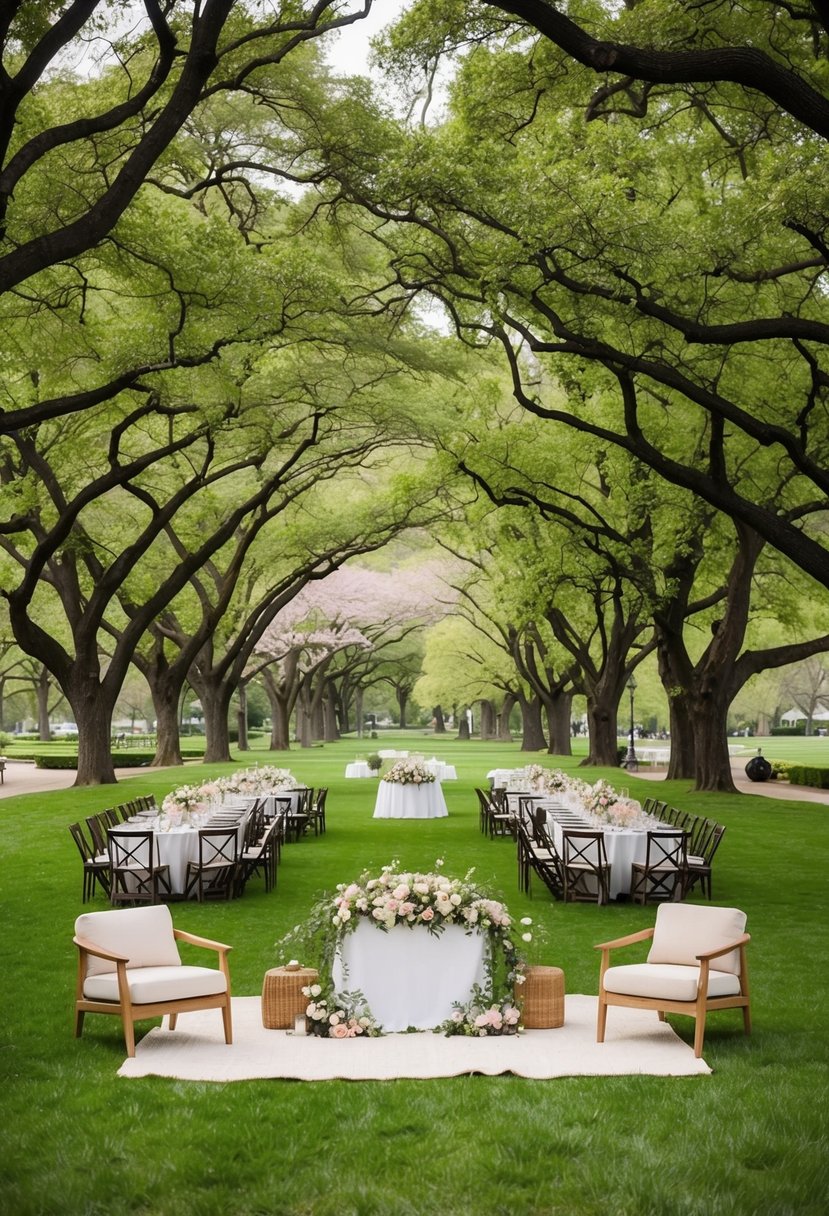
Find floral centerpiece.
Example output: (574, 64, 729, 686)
(381, 758, 435, 786)
(583, 779, 618, 817)
(526, 765, 575, 796)
(161, 784, 206, 820)
(220, 765, 298, 795)
(278, 860, 531, 1038)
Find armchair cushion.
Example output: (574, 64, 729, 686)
(75, 906, 182, 976)
(83, 964, 228, 1005)
(603, 963, 742, 1003)
(647, 904, 746, 974)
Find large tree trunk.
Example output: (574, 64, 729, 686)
(665, 693, 695, 781)
(323, 680, 339, 742)
(517, 693, 546, 751)
(150, 682, 184, 767)
(72, 685, 117, 785)
(355, 687, 364, 738)
(497, 693, 515, 740)
(545, 690, 573, 756)
(690, 688, 737, 792)
(192, 677, 233, 763)
(397, 686, 408, 729)
(582, 697, 620, 767)
(261, 660, 298, 751)
(432, 705, 446, 733)
(479, 698, 496, 740)
(456, 708, 471, 740)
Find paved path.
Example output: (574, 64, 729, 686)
(636, 758, 829, 805)
(0, 759, 177, 799)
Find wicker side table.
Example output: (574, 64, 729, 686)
(261, 965, 319, 1030)
(518, 965, 565, 1028)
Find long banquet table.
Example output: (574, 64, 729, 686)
(331, 921, 485, 1030)
(543, 804, 675, 900)
(117, 811, 247, 894)
(372, 780, 449, 819)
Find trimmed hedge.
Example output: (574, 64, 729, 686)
(787, 765, 829, 789)
(34, 746, 208, 770)
(771, 726, 806, 736)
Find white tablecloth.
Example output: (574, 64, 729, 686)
(549, 816, 673, 899)
(345, 762, 375, 778)
(332, 921, 486, 1030)
(118, 815, 246, 894)
(424, 759, 457, 781)
(373, 781, 448, 819)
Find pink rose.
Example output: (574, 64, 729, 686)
(330, 1023, 349, 1038)
(421, 907, 434, 921)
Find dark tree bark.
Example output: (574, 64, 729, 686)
(456, 709, 471, 740)
(545, 690, 573, 756)
(432, 705, 446, 732)
(517, 691, 547, 751)
(479, 698, 497, 740)
(497, 692, 516, 740)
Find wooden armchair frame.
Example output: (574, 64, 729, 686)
(73, 927, 233, 1057)
(595, 925, 751, 1057)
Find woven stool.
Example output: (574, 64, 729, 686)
(518, 965, 565, 1028)
(261, 964, 318, 1029)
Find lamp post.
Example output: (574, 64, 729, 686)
(622, 675, 638, 771)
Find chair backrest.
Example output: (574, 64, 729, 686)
(704, 824, 726, 863)
(85, 814, 107, 854)
(315, 788, 328, 812)
(74, 905, 182, 976)
(198, 827, 238, 866)
(108, 829, 156, 871)
(563, 830, 607, 868)
(644, 830, 687, 869)
(647, 904, 746, 974)
(69, 822, 93, 862)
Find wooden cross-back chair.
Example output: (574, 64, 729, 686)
(561, 830, 611, 904)
(630, 830, 688, 904)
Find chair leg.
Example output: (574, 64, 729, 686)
(123, 1012, 136, 1058)
(596, 995, 608, 1043)
(222, 999, 233, 1045)
(74, 1009, 85, 1038)
(693, 1012, 707, 1058)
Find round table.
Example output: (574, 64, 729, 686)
(372, 780, 448, 819)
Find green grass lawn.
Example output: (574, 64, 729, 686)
(2, 733, 827, 1216)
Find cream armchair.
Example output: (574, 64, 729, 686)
(74, 905, 232, 1057)
(596, 904, 751, 1057)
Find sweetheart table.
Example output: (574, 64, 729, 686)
(332, 921, 485, 1030)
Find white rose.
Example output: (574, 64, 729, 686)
(520, 917, 533, 926)
(522, 932, 533, 943)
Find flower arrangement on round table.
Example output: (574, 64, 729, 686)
(278, 860, 530, 1038)
(381, 758, 435, 786)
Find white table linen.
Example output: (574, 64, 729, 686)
(372, 780, 448, 819)
(332, 921, 486, 1031)
(119, 815, 246, 894)
(345, 762, 375, 778)
(424, 759, 457, 781)
(548, 814, 673, 899)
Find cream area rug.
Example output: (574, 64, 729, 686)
(117, 995, 711, 1081)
